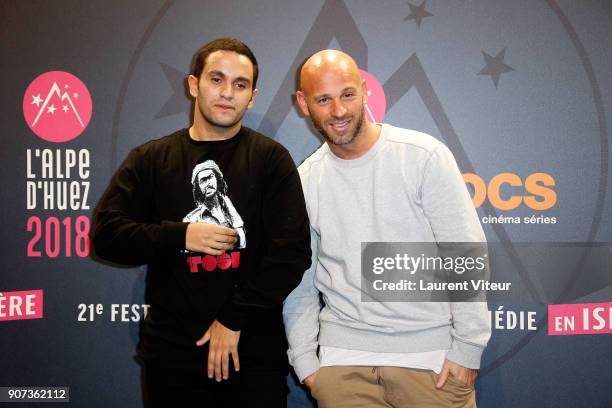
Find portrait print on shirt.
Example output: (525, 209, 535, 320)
(183, 160, 246, 249)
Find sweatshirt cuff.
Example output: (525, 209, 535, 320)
(216, 302, 249, 332)
(292, 352, 320, 383)
(159, 221, 189, 253)
(446, 339, 485, 369)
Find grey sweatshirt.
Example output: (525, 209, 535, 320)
(283, 124, 491, 382)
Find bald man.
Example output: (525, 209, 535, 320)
(283, 50, 490, 407)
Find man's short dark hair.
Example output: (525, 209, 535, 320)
(190, 38, 259, 89)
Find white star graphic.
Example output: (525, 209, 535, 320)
(31, 94, 43, 107)
(73, 92, 79, 98)
(47, 104, 57, 114)
(62, 105, 69, 112)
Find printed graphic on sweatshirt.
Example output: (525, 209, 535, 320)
(183, 160, 246, 249)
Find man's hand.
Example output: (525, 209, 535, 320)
(303, 371, 318, 390)
(186, 223, 237, 255)
(436, 359, 477, 389)
(196, 320, 241, 381)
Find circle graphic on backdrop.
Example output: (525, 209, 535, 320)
(359, 69, 386, 123)
(22, 71, 92, 142)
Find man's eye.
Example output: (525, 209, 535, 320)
(317, 98, 329, 104)
(211, 77, 222, 84)
(235, 83, 247, 89)
(343, 92, 355, 98)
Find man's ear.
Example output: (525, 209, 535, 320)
(295, 90, 310, 116)
(247, 88, 259, 110)
(188, 75, 199, 98)
(361, 78, 368, 104)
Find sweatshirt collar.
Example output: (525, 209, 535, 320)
(185, 126, 246, 149)
(325, 123, 387, 168)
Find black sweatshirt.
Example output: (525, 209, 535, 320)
(92, 127, 311, 373)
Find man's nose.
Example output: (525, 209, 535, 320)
(219, 82, 233, 99)
(330, 99, 347, 117)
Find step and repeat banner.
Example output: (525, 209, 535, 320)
(2, 1, 611, 407)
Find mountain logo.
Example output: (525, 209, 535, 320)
(22, 71, 92, 142)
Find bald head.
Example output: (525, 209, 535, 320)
(299, 50, 362, 93)
(295, 49, 375, 153)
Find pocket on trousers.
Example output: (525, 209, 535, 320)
(309, 367, 327, 400)
(445, 374, 475, 391)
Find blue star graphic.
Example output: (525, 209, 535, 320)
(404, 0, 433, 29)
(478, 47, 515, 88)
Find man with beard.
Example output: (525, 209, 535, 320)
(183, 160, 246, 249)
(93, 38, 310, 407)
(283, 50, 490, 407)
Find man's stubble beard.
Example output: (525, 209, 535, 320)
(198, 105, 244, 129)
(313, 108, 365, 146)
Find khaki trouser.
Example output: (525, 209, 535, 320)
(311, 366, 476, 408)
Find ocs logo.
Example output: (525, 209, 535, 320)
(22, 71, 93, 143)
(463, 172, 557, 211)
